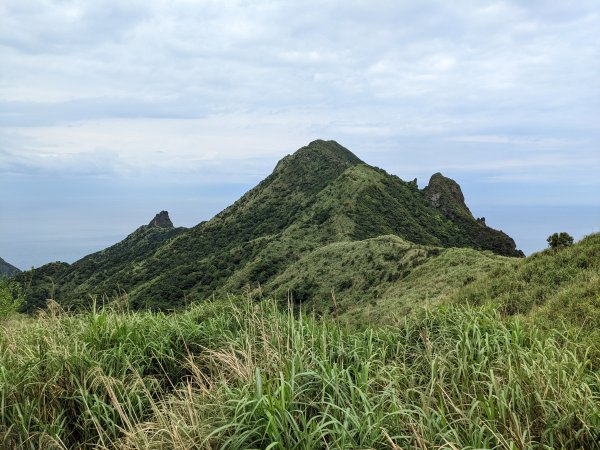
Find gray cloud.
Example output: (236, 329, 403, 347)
(0, 0, 599, 264)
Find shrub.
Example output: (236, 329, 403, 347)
(0, 278, 24, 320)
(547, 232, 574, 250)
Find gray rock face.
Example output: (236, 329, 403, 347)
(423, 172, 474, 221)
(148, 211, 174, 229)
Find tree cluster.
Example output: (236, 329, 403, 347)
(547, 232, 574, 250)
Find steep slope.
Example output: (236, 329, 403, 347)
(124, 140, 366, 308)
(18, 212, 184, 312)
(214, 164, 520, 302)
(133, 156, 522, 308)
(19, 140, 524, 311)
(0, 257, 20, 277)
(15, 262, 69, 311)
(423, 173, 523, 256)
(302, 164, 523, 253)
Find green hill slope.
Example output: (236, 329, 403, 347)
(19, 140, 524, 311)
(17, 212, 184, 312)
(449, 232, 600, 331)
(130, 141, 523, 309)
(266, 235, 513, 325)
(296, 232, 599, 333)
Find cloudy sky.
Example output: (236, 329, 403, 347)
(1, 0, 599, 268)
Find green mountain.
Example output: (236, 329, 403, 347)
(4, 235, 599, 448)
(0, 257, 20, 277)
(18, 212, 184, 311)
(18, 140, 523, 311)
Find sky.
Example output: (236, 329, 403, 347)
(1, 0, 599, 269)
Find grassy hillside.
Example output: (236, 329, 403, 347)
(3, 234, 598, 448)
(2, 297, 599, 449)
(449, 232, 600, 336)
(275, 232, 600, 334)
(266, 235, 510, 322)
(19, 140, 524, 311)
(267, 235, 433, 306)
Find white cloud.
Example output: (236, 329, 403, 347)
(446, 135, 573, 147)
(0, 0, 598, 183)
(1, 0, 599, 265)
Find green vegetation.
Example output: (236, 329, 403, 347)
(547, 231, 575, 250)
(3, 133, 599, 450)
(15, 222, 183, 313)
(268, 232, 600, 334)
(266, 234, 511, 324)
(449, 233, 600, 340)
(2, 296, 599, 449)
(18, 140, 524, 311)
(0, 278, 24, 319)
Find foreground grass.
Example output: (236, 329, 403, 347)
(1, 297, 599, 449)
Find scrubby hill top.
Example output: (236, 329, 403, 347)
(293, 231, 600, 335)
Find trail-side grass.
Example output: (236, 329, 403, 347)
(2, 296, 599, 449)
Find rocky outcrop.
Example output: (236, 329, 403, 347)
(423, 173, 524, 257)
(148, 211, 174, 229)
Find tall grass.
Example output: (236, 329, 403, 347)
(1, 297, 599, 449)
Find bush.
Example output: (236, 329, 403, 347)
(0, 278, 24, 320)
(547, 232, 574, 250)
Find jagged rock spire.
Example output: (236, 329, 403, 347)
(148, 211, 174, 229)
(423, 172, 474, 221)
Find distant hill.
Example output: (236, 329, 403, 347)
(17, 212, 184, 311)
(0, 257, 20, 277)
(18, 140, 524, 311)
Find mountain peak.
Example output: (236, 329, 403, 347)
(274, 139, 364, 174)
(148, 211, 174, 229)
(299, 139, 364, 164)
(423, 172, 474, 220)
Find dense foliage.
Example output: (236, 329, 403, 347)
(2, 296, 599, 449)
(547, 231, 575, 250)
(15, 225, 183, 312)
(268, 232, 600, 333)
(3, 216, 599, 448)
(0, 278, 24, 319)
(451, 233, 600, 338)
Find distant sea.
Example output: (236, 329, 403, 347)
(469, 204, 600, 256)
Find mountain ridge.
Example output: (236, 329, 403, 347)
(17, 140, 524, 311)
